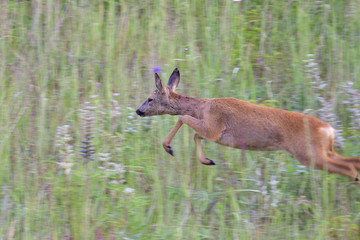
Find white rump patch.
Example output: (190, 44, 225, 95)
(319, 125, 335, 139)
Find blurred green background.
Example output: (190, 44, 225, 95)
(1, 0, 360, 239)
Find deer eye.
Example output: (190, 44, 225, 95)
(148, 98, 153, 102)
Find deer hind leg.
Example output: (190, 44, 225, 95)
(320, 157, 359, 182)
(294, 151, 359, 183)
(330, 152, 360, 170)
(318, 125, 359, 182)
(322, 126, 360, 170)
(194, 133, 215, 165)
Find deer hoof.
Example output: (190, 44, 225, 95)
(206, 158, 216, 165)
(168, 148, 174, 156)
(163, 144, 174, 156)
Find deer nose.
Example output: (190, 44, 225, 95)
(136, 109, 145, 116)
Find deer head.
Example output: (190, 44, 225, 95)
(136, 68, 180, 117)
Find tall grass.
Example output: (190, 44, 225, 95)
(1, 0, 360, 239)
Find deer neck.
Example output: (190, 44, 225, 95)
(169, 92, 203, 117)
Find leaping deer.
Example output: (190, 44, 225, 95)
(136, 68, 360, 185)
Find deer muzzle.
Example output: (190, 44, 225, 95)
(136, 109, 145, 117)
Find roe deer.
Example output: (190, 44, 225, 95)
(136, 68, 360, 185)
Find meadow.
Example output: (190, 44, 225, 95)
(1, 0, 360, 239)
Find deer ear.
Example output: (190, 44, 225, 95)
(155, 73, 167, 94)
(167, 68, 180, 92)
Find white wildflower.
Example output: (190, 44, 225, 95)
(56, 162, 74, 175)
(123, 188, 135, 194)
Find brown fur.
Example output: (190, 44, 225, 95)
(136, 68, 360, 185)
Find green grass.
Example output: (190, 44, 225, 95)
(1, 0, 360, 239)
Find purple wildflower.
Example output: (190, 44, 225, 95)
(153, 67, 162, 73)
(254, 58, 267, 72)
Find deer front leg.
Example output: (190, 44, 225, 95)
(163, 115, 220, 165)
(162, 118, 183, 156)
